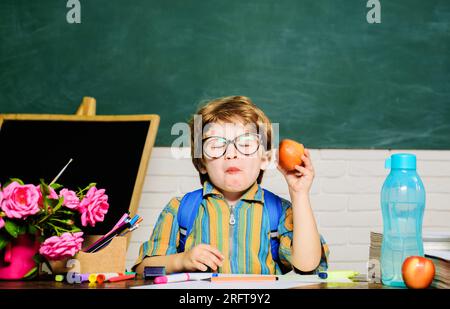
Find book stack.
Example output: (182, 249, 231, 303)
(423, 233, 450, 252)
(368, 231, 450, 287)
(368, 231, 382, 283)
(424, 233, 450, 289)
(425, 250, 450, 289)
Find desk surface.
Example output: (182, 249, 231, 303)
(1, 279, 446, 308)
(0, 279, 387, 289)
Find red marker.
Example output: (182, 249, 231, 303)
(96, 273, 123, 284)
(108, 274, 136, 282)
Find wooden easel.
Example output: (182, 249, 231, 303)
(75, 96, 97, 116)
(0, 98, 160, 251)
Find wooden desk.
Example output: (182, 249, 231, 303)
(0, 279, 387, 289)
(1, 280, 444, 307)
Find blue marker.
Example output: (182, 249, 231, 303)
(318, 271, 328, 279)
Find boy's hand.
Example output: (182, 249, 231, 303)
(181, 244, 225, 272)
(277, 148, 315, 196)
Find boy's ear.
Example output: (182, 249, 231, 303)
(199, 161, 208, 174)
(260, 149, 273, 171)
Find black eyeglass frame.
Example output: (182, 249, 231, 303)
(201, 132, 262, 159)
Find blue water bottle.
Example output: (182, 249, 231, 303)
(380, 153, 426, 287)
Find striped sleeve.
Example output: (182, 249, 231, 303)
(277, 198, 329, 274)
(131, 197, 181, 271)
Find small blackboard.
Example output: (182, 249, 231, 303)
(0, 114, 159, 240)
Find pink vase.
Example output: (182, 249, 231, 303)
(0, 234, 40, 280)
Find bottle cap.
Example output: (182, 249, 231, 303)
(385, 153, 416, 170)
(318, 272, 328, 279)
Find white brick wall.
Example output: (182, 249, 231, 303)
(126, 148, 450, 273)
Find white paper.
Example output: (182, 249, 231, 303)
(131, 280, 316, 289)
(278, 274, 351, 283)
(131, 272, 352, 289)
(425, 250, 450, 261)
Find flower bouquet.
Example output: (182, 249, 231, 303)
(0, 178, 109, 279)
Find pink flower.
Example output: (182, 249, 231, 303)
(39, 232, 84, 260)
(59, 189, 80, 210)
(49, 187, 58, 199)
(1, 182, 40, 219)
(0, 187, 4, 228)
(79, 187, 109, 227)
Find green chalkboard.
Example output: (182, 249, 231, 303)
(0, 0, 449, 148)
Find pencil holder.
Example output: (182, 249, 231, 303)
(47, 235, 127, 275)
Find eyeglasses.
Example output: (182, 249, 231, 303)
(202, 133, 261, 159)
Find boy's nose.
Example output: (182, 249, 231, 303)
(224, 143, 238, 159)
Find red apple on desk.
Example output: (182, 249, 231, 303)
(402, 256, 435, 289)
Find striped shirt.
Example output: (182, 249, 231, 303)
(133, 180, 329, 274)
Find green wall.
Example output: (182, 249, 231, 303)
(1, 0, 449, 148)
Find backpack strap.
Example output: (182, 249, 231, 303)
(177, 188, 204, 253)
(262, 189, 283, 263)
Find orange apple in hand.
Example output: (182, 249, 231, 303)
(278, 139, 305, 172)
(402, 256, 435, 289)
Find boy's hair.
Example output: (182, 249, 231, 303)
(189, 96, 272, 185)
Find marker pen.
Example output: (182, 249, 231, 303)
(88, 273, 98, 283)
(55, 275, 64, 282)
(74, 273, 90, 283)
(317, 271, 328, 279)
(96, 273, 122, 284)
(210, 275, 278, 282)
(108, 273, 136, 282)
(154, 273, 190, 284)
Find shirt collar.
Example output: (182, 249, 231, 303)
(203, 180, 223, 197)
(202, 180, 263, 204)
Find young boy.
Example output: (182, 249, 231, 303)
(133, 96, 329, 275)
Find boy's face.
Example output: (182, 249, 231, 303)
(200, 121, 270, 194)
